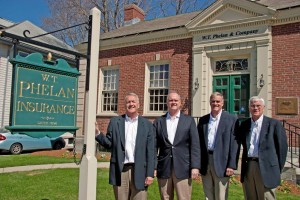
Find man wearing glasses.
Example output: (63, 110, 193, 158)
(238, 96, 287, 200)
(197, 92, 239, 200)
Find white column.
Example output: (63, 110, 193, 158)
(78, 7, 101, 200)
(256, 39, 271, 116)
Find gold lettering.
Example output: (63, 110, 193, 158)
(57, 87, 66, 98)
(16, 101, 76, 115)
(19, 81, 30, 97)
(41, 74, 50, 81)
(41, 84, 50, 96)
(67, 88, 75, 98)
(50, 85, 58, 97)
(57, 105, 64, 113)
(49, 105, 57, 113)
(30, 83, 40, 95)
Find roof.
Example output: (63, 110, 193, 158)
(101, 11, 200, 40)
(0, 18, 14, 28)
(254, 0, 300, 10)
(0, 18, 75, 53)
(100, 0, 300, 40)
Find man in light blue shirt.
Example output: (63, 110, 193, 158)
(238, 96, 288, 200)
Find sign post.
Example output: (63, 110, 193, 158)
(78, 7, 101, 200)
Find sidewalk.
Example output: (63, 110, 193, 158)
(0, 162, 110, 174)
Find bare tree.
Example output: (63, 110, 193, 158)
(42, 0, 151, 46)
(149, 0, 216, 19)
(42, 0, 215, 46)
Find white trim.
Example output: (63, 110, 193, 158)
(143, 60, 170, 116)
(97, 66, 120, 116)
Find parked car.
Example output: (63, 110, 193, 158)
(60, 132, 75, 150)
(0, 131, 66, 154)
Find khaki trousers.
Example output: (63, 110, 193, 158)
(202, 154, 230, 200)
(158, 169, 192, 200)
(242, 160, 276, 200)
(113, 165, 147, 200)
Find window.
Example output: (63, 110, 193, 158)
(147, 64, 169, 113)
(101, 68, 119, 112)
(215, 59, 248, 72)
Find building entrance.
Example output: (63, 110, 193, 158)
(213, 74, 250, 118)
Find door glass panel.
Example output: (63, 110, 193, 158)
(222, 79, 227, 85)
(234, 78, 240, 85)
(234, 100, 240, 112)
(234, 89, 240, 99)
(213, 74, 249, 117)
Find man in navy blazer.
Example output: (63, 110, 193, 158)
(95, 93, 155, 200)
(197, 92, 239, 200)
(154, 91, 200, 200)
(238, 96, 287, 200)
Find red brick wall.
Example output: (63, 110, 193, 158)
(272, 22, 300, 126)
(96, 38, 193, 132)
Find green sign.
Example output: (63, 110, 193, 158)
(6, 53, 81, 138)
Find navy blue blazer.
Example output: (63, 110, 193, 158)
(154, 112, 200, 179)
(96, 115, 155, 190)
(239, 116, 288, 189)
(198, 111, 239, 177)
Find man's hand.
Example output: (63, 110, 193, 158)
(226, 167, 234, 176)
(145, 176, 154, 186)
(95, 122, 100, 136)
(191, 168, 199, 179)
(154, 170, 157, 177)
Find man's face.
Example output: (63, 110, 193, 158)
(167, 93, 181, 113)
(210, 95, 224, 115)
(249, 100, 264, 120)
(125, 95, 139, 116)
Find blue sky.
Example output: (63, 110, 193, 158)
(0, 0, 50, 26)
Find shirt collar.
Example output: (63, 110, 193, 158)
(167, 111, 180, 120)
(125, 115, 138, 122)
(210, 110, 222, 121)
(251, 114, 263, 125)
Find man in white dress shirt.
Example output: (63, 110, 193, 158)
(154, 91, 200, 200)
(96, 93, 155, 200)
(198, 92, 239, 200)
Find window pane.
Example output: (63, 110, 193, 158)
(102, 69, 119, 112)
(149, 64, 169, 112)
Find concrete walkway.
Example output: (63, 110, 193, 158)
(0, 162, 110, 174)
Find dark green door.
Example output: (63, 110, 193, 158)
(213, 75, 250, 117)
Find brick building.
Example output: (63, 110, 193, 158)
(76, 0, 300, 135)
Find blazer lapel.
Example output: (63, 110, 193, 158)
(118, 115, 126, 149)
(259, 116, 270, 147)
(135, 117, 145, 151)
(214, 112, 226, 144)
(160, 114, 171, 143)
(173, 113, 185, 145)
(202, 115, 209, 149)
(244, 119, 252, 151)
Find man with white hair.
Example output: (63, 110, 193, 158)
(238, 96, 288, 200)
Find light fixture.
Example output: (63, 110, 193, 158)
(194, 78, 199, 90)
(259, 74, 265, 88)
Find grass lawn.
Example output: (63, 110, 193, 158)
(0, 168, 299, 200)
(0, 154, 75, 168)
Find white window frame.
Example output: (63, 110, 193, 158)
(144, 61, 170, 116)
(97, 66, 119, 116)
